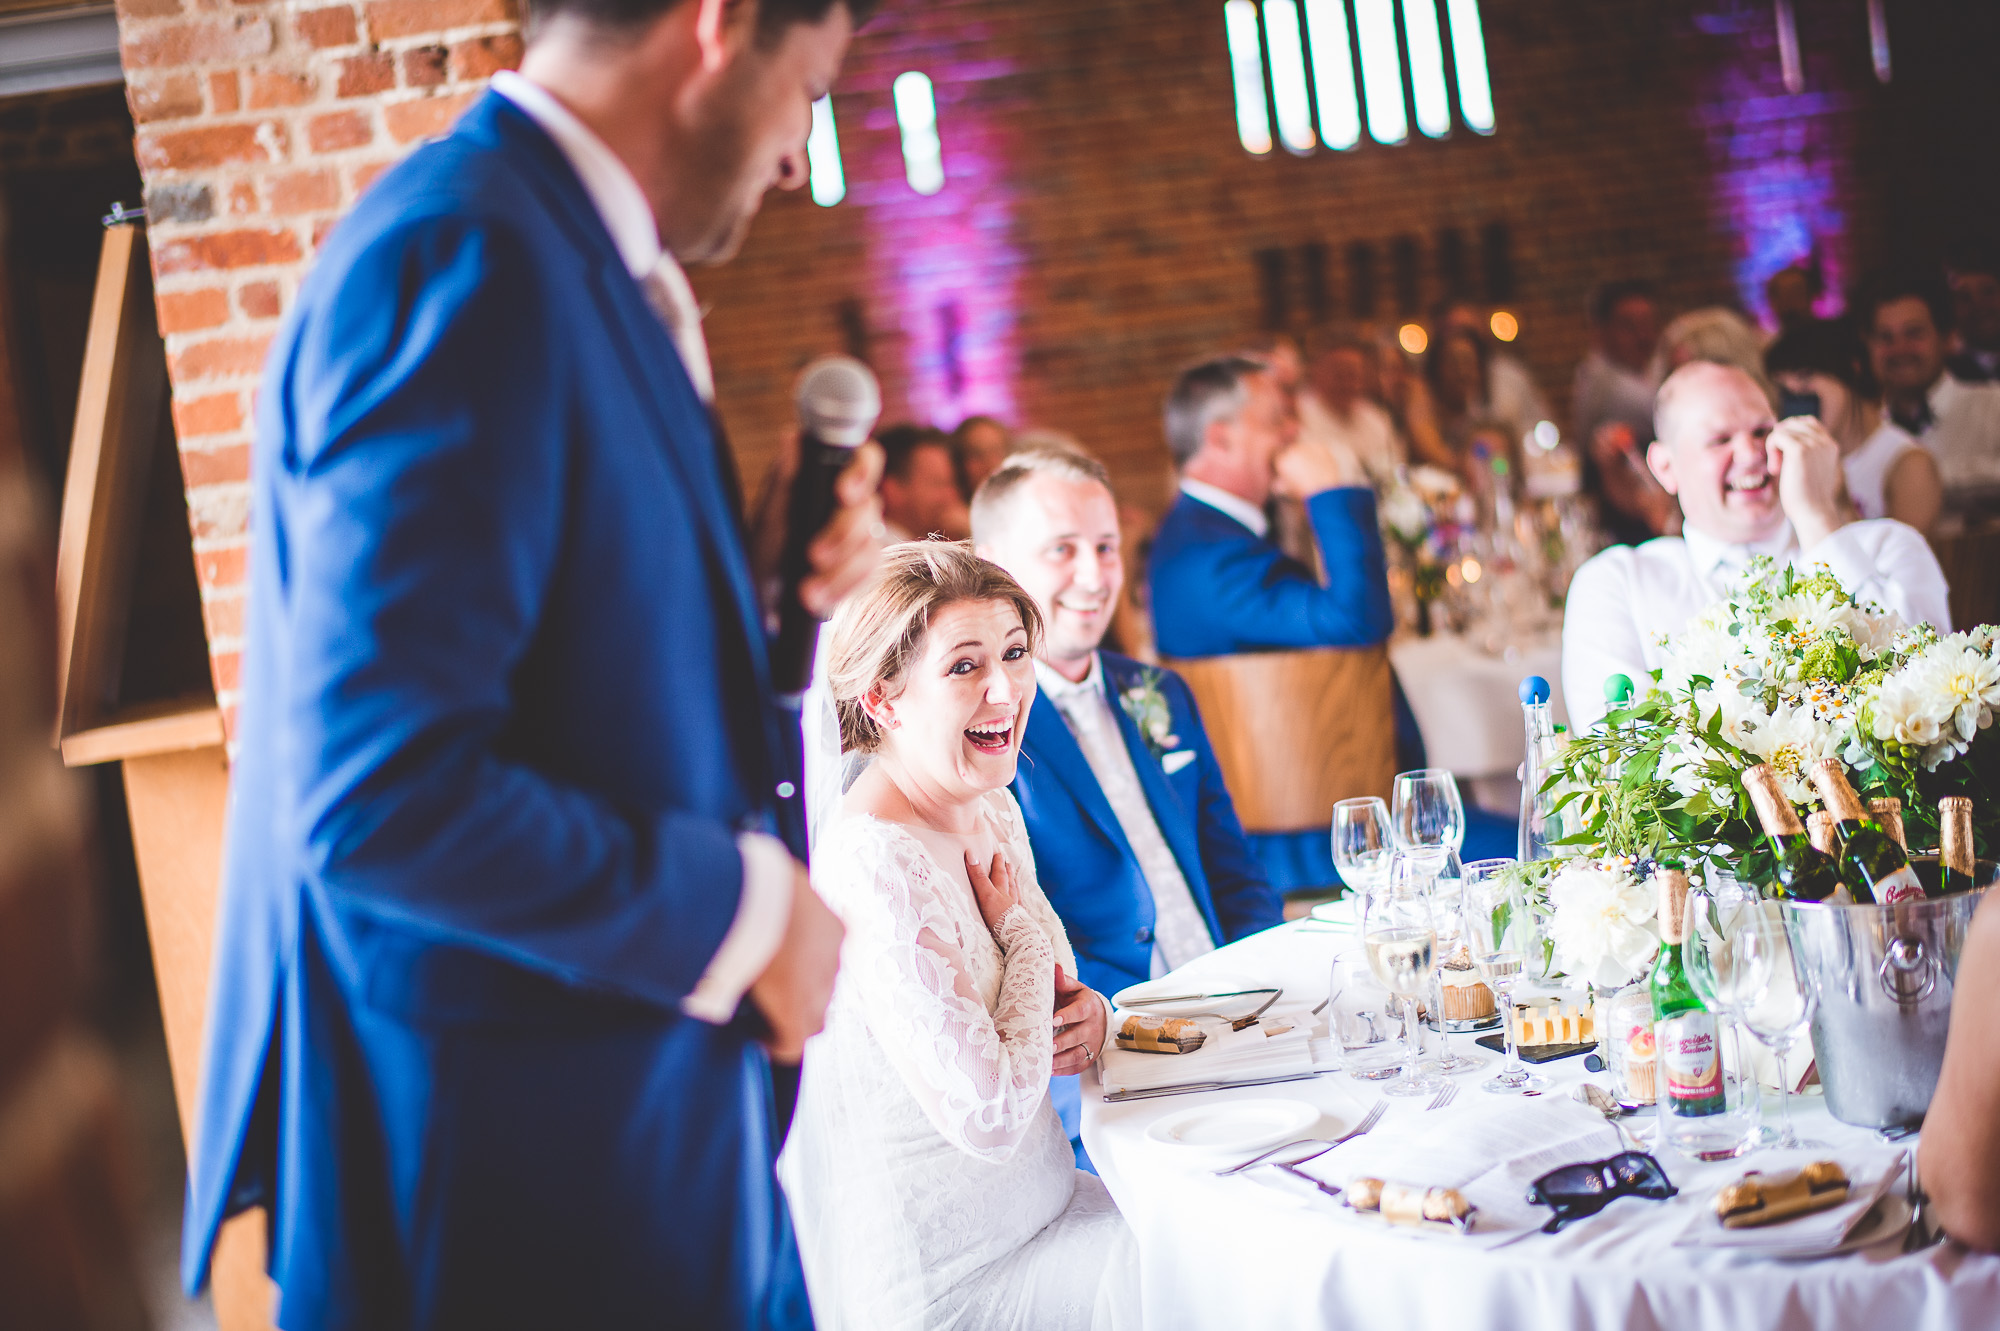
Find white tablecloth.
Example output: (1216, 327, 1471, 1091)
(1082, 919, 2000, 1331)
(1390, 629, 1567, 783)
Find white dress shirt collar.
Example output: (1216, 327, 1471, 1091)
(1034, 653, 1104, 707)
(1680, 519, 1798, 588)
(1179, 478, 1270, 539)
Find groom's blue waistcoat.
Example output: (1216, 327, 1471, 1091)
(182, 92, 808, 1331)
(1010, 652, 1283, 1001)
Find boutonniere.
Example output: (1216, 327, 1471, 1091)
(1118, 668, 1180, 760)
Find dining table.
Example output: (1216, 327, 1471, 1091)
(1082, 906, 2000, 1331)
(1388, 627, 1567, 813)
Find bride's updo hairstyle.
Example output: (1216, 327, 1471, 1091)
(825, 541, 1043, 754)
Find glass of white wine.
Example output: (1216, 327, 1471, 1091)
(1462, 857, 1548, 1095)
(1332, 797, 1394, 899)
(1362, 859, 1446, 1098)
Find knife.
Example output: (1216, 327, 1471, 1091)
(1119, 987, 1281, 1008)
(1101, 1068, 1334, 1103)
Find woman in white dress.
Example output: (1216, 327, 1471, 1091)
(781, 542, 1140, 1331)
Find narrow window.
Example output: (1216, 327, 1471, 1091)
(1263, 0, 1317, 153)
(1401, 0, 1451, 138)
(807, 95, 845, 207)
(1353, 0, 1409, 145)
(1224, 0, 1274, 155)
(892, 71, 944, 195)
(1445, 0, 1495, 132)
(1303, 0, 1362, 149)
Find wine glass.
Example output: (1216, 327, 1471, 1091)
(1423, 855, 1482, 1075)
(1737, 916, 1826, 1149)
(1361, 860, 1446, 1098)
(1686, 892, 1778, 1148)
(1332, 797, 1394, 900)
(1462, 857, 1549, 1095)
(1392, 768, 1467, 867)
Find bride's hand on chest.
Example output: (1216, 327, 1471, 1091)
(964, 848, 1022, 938)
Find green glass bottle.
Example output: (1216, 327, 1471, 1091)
(1939, 796, 1981, 896)
(1651, 869, 1725, 1119)
(1742, 764, 1841, 902)
(1808, 760, 1927, 905)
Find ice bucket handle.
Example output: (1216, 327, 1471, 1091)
(1879, 935, 1937, 1005)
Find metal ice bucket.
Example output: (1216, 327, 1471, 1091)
(1781, 868, 1993, 1130)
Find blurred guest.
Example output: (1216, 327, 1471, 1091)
(1149, 356, 1393, 657)
(1426, 327, 1523, 484)
(1764, 264, 1823, 335)
(878, 422, 971, 540)
(1562, 361, 1949, 724)
(1376, 330, 1459, 474)
(950, 413, 1012, 499)
(1573, 280, 1676, 545)
(1655, 307, 1773, 401)
(1436, 298, 1553, 442)
(1766, 320, 1943, 535)
(1298, 330, 1397, 483)
(1919, 889, 2000, 1252)
(1946, 246, 2000, 383)
(1862, 272, 2000, 494)
(973, 444, 1281, 1167)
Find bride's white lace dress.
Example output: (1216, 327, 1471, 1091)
(780, 788, 1140, 1331)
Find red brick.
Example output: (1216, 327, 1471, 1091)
(382, 89, 478, 145)
(201, 592, 245, 642)
(120, 15, 272, 69)
(170, 333, 274, 381)
(364, 0, 513, 40)
(448, 32, 521, 80)
(225, 180, 258, 216)
(295, 4, 359, 46)
(135, 121, 282, 172)
(156, 287, 231, 334)
(246, 70, 313, 108)
(116, 0, 184, 17)
(268, 168, 338, 215)
(336, 51, 395, 99)
(209, 71, 240, 114)
(311, 217, 341, 251)
(349, 158, 394, 196)
(401, 45, 447, 88)
(307, 109, 373, 153)
(172, 394, 245, 440)
(237, 280, 281, 318)
(155, 227, 302, 275)
(210, 650, 241, 694)
(126, 73, 202, 124)
(195, 543, 247, 593)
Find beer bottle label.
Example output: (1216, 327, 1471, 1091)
(1877, 865, 1925, 905)
(1658, 1012, 1725, 1114)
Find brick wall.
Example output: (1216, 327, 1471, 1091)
(112, 0, 1891, 721)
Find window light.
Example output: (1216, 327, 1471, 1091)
(806, 95, 845, 207)
(1302, 0, 1361, 150)
(1445, 0, 1495, 133)
(1353, 0, 1408, 145)
(1401, 0, 1450, 138)
(1224, 0, 1273, 155)
(1262, 0, 1316, 153)
(892, 71, 944, 195)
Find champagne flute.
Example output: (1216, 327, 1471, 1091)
(1737, 916, 1826, 1149)
(1424, 853, 1483, 1075)
(1332, 797, 1394, 900)
(1392, 768, 1467, 867)
(1462, 857, 1549, 1094)
(1362, 860, 1446, 1098)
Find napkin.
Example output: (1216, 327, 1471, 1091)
(1097, 1014, 1322, 1095)
(1673, 1148, 1909, 1257)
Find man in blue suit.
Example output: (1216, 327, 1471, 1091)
(973, 445, 1284, 1168)
(182, 2, 882, 1327)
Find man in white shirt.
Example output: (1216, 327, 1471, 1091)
(1865, 275, 2000, 495)
(974, 444, 1281, 1166)
(1563, 360, 1951, 726)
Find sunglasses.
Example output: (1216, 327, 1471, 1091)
(1526, 1151, 1679, 1233)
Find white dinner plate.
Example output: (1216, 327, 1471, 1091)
(1308, 900, 1357, 927)
(1771, 1193, 1914, 1260)
(1144, 1098, 1321, 1158)
(1114, 971, 1270, 1020)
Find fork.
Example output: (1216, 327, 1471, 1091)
(1426, 1084, 1458, 1112)
(1213, 1100, 1388, 1175)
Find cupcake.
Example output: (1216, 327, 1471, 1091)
(1624, 1028, 1658, 1104)
(1439, 950, 1496, 1022)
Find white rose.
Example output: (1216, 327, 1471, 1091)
(1546, 862, 1660, 989)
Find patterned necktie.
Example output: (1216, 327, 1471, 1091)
(640, 258, 715, 404)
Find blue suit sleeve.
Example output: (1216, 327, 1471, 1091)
(277, 216, 744, 1010)
(1167, 674, 1284, 940)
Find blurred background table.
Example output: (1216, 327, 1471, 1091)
(1390, 628, 1568, 815)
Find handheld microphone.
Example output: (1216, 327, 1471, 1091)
(772, 355, 882, 694)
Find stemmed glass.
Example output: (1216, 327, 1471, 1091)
(1686, 891, 1779, 1148)
(1332, 797, 1395, 900)
(1392, 768, 1467, 867)
(1424, 862, 1482, 1075)
(1737, 915, 1826, 1149)
(1362, 859, 1447, 1098)
(1462, 857, 1549, 1095)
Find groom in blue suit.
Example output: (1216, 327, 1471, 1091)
(181, 3, 883, 1328)
(974, 446, 1284, 1168)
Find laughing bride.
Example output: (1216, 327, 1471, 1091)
(780, 542, 1141, 1331)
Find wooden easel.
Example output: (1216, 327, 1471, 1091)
(51, 220, 275, 1331)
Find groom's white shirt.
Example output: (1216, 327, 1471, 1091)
(1561, 517, 1951, 728)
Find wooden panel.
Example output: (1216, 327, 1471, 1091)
(1931, 521, 2000, 633)
(1166, 646, 1395, 832)
(61, 697, 222, 766)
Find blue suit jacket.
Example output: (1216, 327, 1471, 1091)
(184, 93, 808, 1331)
(1011, 652, 1283, 1000)
(1149, 487, 1394, 657)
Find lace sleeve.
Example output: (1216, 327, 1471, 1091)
(821, 819, 1056, 1162)
(990, 790, 1079, 978)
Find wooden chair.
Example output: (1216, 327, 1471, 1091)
(1162, 645, 1396, 834)
(1929, 519, 2000, 632)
